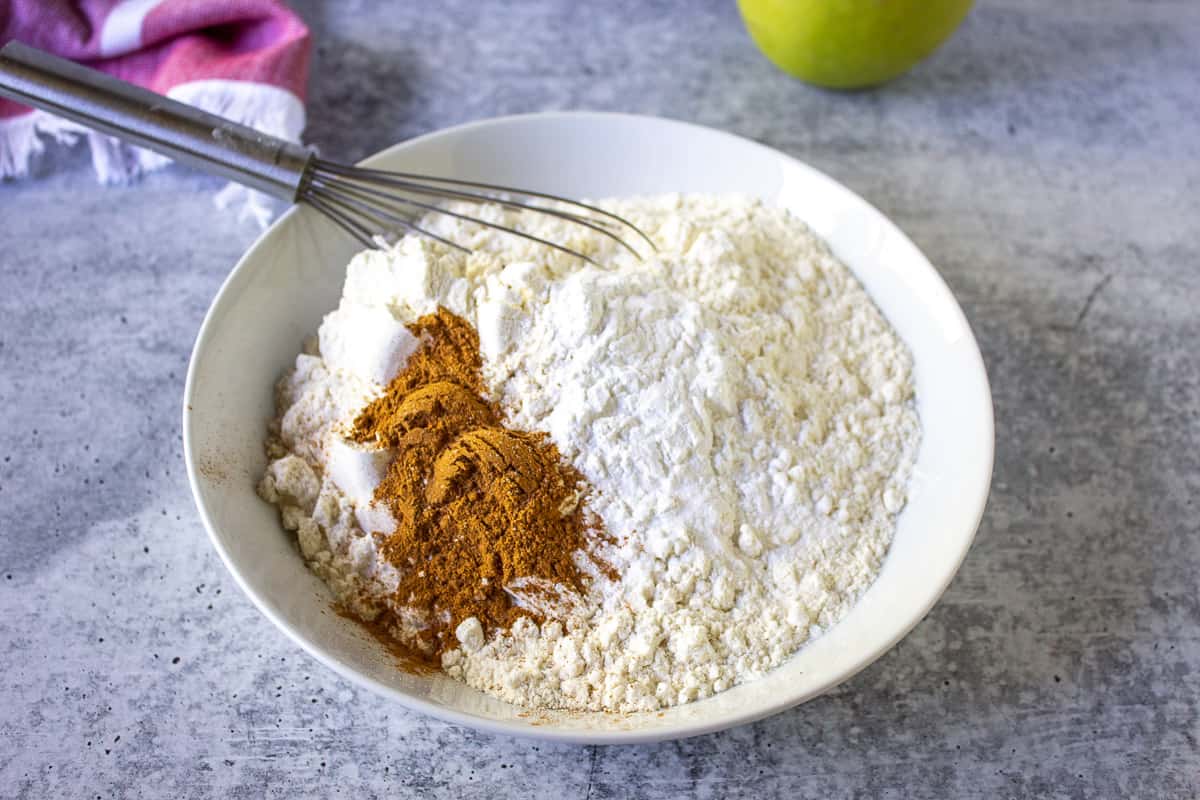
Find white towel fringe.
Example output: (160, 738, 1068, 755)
(0, 79, 305, 227)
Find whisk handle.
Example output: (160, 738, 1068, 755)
(0, 41, 313, 199)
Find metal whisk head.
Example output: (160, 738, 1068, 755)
(0, 42, 657, 264)
(301, 160, 656, 264)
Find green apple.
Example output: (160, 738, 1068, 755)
(737, 0, 974, 89)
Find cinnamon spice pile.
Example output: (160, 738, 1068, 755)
(349, 308, 606, 654)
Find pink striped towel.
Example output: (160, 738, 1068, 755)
(1, 0, 310, 218)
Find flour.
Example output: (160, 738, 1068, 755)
(258, 194, 920, 711)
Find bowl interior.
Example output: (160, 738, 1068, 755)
(184, 112, 992, 743)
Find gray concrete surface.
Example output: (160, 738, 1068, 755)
(2, 0, 1198, 797)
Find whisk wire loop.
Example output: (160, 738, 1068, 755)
(311, 160, 657, 256)
(308, 174, 604, 266)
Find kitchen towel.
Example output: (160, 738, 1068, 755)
(1, 0, 310, 219)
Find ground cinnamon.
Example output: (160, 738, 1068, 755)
(349, 308, 606, 654)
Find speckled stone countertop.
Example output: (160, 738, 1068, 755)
(2, 1, 1198, 797)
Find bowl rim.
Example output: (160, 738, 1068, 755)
(183, 110, 993, 744)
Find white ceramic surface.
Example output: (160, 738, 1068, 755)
(183, 112, 993, 744)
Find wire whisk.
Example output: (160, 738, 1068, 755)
(0, 42, 654, 264)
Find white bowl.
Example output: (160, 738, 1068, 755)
(184, 112, 992, 744)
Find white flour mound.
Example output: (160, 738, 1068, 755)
(259, 194, 920, 712)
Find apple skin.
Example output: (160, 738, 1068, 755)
(737, 0, 974, 89)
